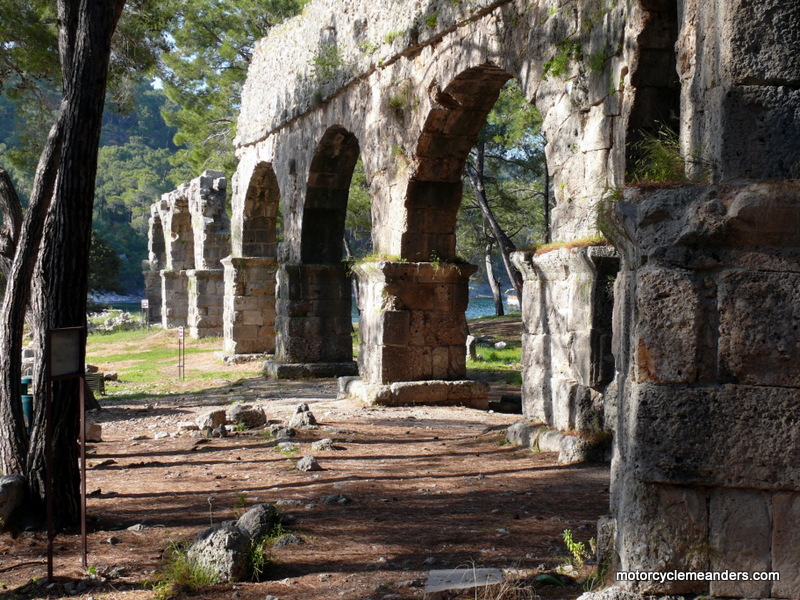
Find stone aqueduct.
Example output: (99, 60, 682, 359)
(143, 0, 800, 596)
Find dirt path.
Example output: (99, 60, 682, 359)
(1, 374, 609, 600)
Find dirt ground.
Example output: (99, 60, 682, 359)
(0, 319, 610, 600)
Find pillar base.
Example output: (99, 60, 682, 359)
(338, 376, 489, 409)
(263, 359, 358, 379)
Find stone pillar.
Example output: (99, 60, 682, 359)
(264, 263, 357, 378)
(345, 261, 488, 407)
(142, 264, 162, 324)
(512, 246, 618, 433)
(607, 182, 800, 597)
(187, 269, 225, 338)
(222, 257, 278, 356)
(161, 269, 189, 328)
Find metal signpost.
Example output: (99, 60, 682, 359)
(178, 326, 186, 380)
(141, 298, 149, 329)
(45, 326, 88, 581)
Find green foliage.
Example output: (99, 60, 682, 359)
(159, 0, 306, 175)
(542, 39, 582, 79)
(152, 541, 217, 600)
(358, 40, 379, 55)
(345, 158, 373, 258)
(88, 232, 123, 293)
(384, 29, 404, 44)
(562, 529, 594, 568)
(425, 11, 440, 28)
(628, 124, 712, 184)
(310, 43, 346, 80)
(458, 79, 548, 292)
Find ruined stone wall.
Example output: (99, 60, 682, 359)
(223, 0, 800, 595)
(143, 171, 230, 338)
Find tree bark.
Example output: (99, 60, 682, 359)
(0, 117, 65, 478)
(465, 142, 524, 299)
(0, 0, 125, 527)
(0, 168, 23, 278)
(484, 242, 504, 316)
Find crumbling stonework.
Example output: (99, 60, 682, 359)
(144, 0, 800, 594)
(143, 171, 230, 338)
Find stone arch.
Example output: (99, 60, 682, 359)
(223, 162, 282, 356)
(300, 125, 361, 264)
(268, 125, 361, 377)
(403, 64, 513, 262)
(143, 205, 165, 324)
(238, 162, 281, 259)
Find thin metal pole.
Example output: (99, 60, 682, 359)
(45, 378, 54, 581)
(80, 378, 87, 570)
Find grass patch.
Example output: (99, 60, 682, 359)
(468, 346, 523, 385)
(151, 542, 217, 600)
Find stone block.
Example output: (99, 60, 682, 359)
(634, 265, 700, 384)
(615, 482, 709, 594)
(631, 383, 800, 489)
(709, 489, 772, 598)
(718, 270, 800, 387)
(772, 492, 800, 598)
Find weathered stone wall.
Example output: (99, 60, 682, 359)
(143, 171, 230, 338)
(512, 246, 617, 433)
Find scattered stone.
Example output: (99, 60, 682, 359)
(320, 493, 352, 505)
(197, 409, 227, 430)
(422, 556, 437, 566)
(289, 403, 317, 428)
(506, 420, 535, 447)
(275, 498, 304, 507)
(107, 536, 120, 545)
(0, 474, 26, 527)
(311, 438, 334, 451)
(188, 524, 251, 582)
(274, 533, 304, 547)
(227, 404, 267, 429)
(212, 424, 229, 438)
(127, 523, 149, 531)
(153, 432, 170, 440)
(85, 422, 103, 442)
(103, 372, 118, 381)
(424, 568, 503, 596)
(494, 341, 507, 349)
(236, 503, 281, 540)
(296, 456, 322, 472)
(178, 421, 200, 431)
(270, 425, 295, 439)
(277, 442, 298, 453)
(265, 595, 280, 600)
(131, 434, 148, 441)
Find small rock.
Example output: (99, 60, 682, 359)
(127, 523, 149, 531)
(197, 409, 226, 430)
(103, 372, 118, 381)
(320, 493, 351, 505)
(295, 456, 321, 472)
(289, 404, 317, 428)
(310, 438, 334, 451)
(237, 503, 281, 540)
(273, 533, 304, 547)
(423, 556, 437, 566)
(227, 404, 267, 429)
(107, 536, 120, 545)
(494, 341, 507, 349)
(85, 422, 103, 442)
(130, 434, 148, 441)
(153, 432, 170, 440)
(212, 424, 228, 438)
(277, 442, 298, 453)
(178, 421, 200, 431)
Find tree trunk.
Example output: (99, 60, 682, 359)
(0, 0, 125, 527)
(465, 142, 523, 298)
(543, 162, 551, 243)
(0, 117, 65, 478)
(484, 242, 504, 316)
(0, 168, 23, 278)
